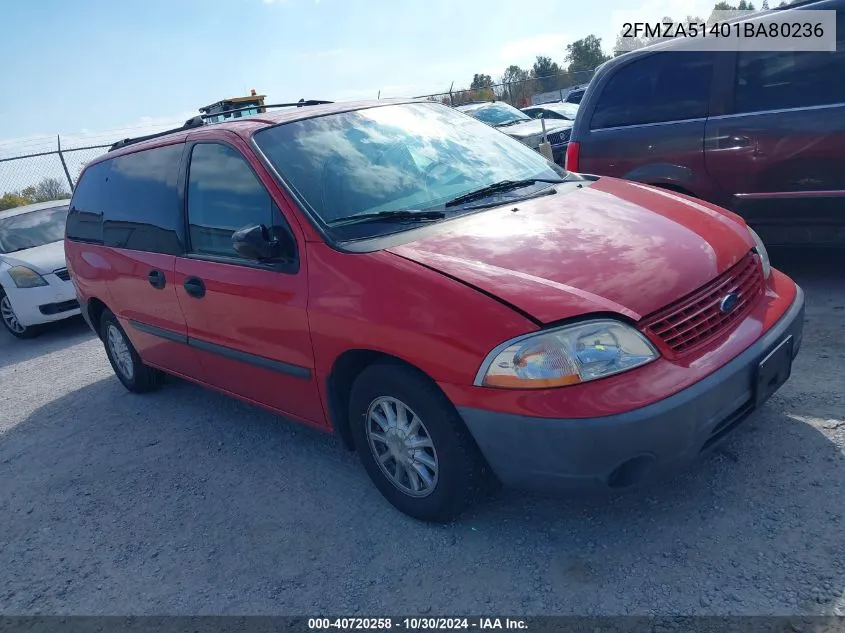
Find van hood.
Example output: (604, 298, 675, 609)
(388, 178, 754, 324)
(0, 240, 66, 274)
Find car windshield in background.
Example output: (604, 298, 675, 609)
(543, 102, 579, 120)
(461, 102, 531, 127)
(253, 102, 564, 239)
(0, 206, 69, 253)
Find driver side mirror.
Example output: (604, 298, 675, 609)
(232, 224, 283, 261)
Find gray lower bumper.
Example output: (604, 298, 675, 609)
(459, 286, 805, 492)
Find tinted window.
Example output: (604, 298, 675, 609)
(591, 52, 713, 129)
(66, 162, 107, 244)
(0, 206, 68, 253)
(735, 14, 845, 113)
(67, 144, 184, 254)
(186, 143, 280, 259)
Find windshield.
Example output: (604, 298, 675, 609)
(544, 103, 580, 120)
(254, 102, 564, 238)
(0, 206, 69, 254)
(461, 102, 530, 127)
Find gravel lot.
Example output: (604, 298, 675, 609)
(1, 248, 843, 616)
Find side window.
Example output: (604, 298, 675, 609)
(735, 14, 845, 113)
(186, 143, 278, 259)
(591, 52, 713, 129)
(67, 161, 108, 244)
(102, 144, 184, 254)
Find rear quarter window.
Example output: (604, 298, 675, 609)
(67, 144, 185, 255)
(66, 162, 107, 244)
(590, 52, 714, 129)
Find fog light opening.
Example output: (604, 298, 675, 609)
(606, 455, 656, 489)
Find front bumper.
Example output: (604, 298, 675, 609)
(3, 275, 81, 327)
(459, 285, 805, 492)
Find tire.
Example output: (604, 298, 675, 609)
(0, 289, 42, 339)
(349, 362, 486, 523)
(99, 309, 163, 393)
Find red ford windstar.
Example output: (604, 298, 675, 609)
(65, 99, 804, 522)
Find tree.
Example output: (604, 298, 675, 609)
(0, 177, 71, 212)
(565, 35, 610, 74)
(502, 65, 533, 105)
(470, 73, 493, 90)
(531, 56, 563, 92)
(709, 1, 755, 23)
(762, 0, 770, 9)
(0, 193, 31, 212)
(34, 177, 70, 202)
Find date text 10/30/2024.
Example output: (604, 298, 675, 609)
(308, 618, 529, 630)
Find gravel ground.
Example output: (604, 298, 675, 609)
(0, 248, 843, 616)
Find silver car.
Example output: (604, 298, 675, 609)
(456, 101, 571, 165)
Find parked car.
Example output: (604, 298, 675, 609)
(522, 101, 579, 121)
(66, 99, 803, 522)
(563, 86, 586, 104)
(456, 101, 571, 164)
(0, 200, 79, 338)
(566, 0, 845, 246)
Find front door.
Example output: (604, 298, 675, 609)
(174, 140, 324, 426)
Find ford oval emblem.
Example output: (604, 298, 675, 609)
(720, 293, 740, 314)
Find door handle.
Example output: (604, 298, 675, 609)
(718, 135, 753, 149)
(183, 276, 206, 299)
(148, 269, 166, 289)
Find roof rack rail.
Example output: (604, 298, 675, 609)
(199, 99, 334, 120)
(108, 100, 333, 152)
(109, 116, 205, 152)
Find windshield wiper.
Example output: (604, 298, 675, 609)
(444, 179, 564, 208)
(327, 209, 446, 228)
(497, 119, 530, 127)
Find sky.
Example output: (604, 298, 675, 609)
(0, 0, 718, 158)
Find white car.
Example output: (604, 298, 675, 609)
(0, 200, 81, 339)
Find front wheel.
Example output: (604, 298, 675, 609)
(0, 291, 41, 339)
(349, 362, 487, 523)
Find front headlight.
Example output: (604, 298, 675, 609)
(475, 319, 659, 389)
(7, 265, 48, 288)
(748, 227, 771, 278)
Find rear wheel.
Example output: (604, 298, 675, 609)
(349, 362, 486, 523)
(100, 310, 163, 393)
(0, 290, 41, 339)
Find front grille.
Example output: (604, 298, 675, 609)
(547, 129, 571, 145)
(641, 252, 765, 355)
(39, 299, 79, 316)
(54, 268, 71, 282)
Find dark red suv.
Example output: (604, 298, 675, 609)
(566, 0, 845, 246)
(66, 98, 803, 522)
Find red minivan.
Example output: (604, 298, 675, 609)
(66, 99, 804, 522)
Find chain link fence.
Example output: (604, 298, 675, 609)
(415, 69, 596, 108)
(0, 139, 110, 210)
